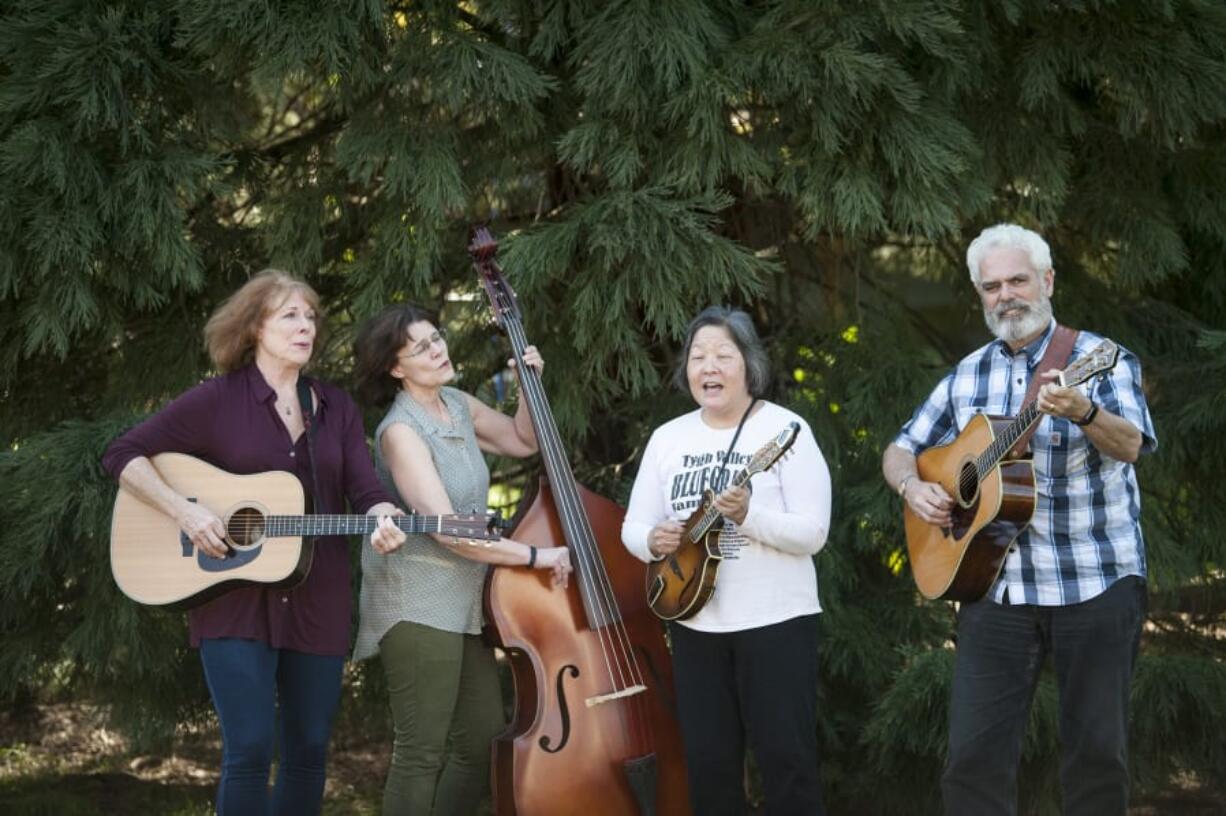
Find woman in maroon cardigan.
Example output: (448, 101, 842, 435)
(103, 270, 405, 816)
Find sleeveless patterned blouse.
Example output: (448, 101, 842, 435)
(353, 386, 490, 660)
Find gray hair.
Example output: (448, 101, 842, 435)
(965, 223, 1052, 285)
(673, 306, 771, 397)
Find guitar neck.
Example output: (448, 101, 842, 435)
(263, 515, 464, 538)
(978, 402, 1042, 476)
(976, 339, 1122, 478)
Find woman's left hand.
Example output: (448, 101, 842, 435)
(712, 484, 751, 526)
(509, 345, 545, 378)
(370, 508, 407, 554)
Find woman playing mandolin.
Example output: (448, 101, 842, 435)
(622, 305, 834, 815)
(350, 303, 572, 816)
(102, 270, 407, 815)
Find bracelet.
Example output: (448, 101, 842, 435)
(526, 545, 537, 568)
(1073, 403, 1099, 427)
(898, 474, 916, 498)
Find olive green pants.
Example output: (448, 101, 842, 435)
(378, 621, 504, 816)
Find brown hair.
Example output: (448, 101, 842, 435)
(353, 303, 438, 407)
(203, 269, 322, 373)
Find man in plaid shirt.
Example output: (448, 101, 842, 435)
(883, 223, 1156, 815)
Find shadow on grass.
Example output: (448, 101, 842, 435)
(0, 772, 212, 816)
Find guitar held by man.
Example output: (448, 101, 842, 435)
(900, 339, 1120, 602)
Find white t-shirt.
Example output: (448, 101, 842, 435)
(622, 401, 832, 632)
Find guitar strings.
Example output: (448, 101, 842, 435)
(503, 315, 627, 684)
(505, 314, 647, 695)
(505, 315, 657, 744)
(219, 515, 493, 541)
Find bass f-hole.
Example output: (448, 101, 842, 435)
(538, 664, 580, 754)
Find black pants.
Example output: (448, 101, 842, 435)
(942, 575, 1147, 816)
(670, 614, 825, 816)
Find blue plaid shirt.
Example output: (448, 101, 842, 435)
(894, 320, 1157, 606)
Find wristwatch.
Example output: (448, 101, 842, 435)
(1073, 402, 1099, 427)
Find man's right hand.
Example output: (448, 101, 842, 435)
(905, 480, 956, 527)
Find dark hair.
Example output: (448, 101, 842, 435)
(353, 303, 438, 407)
(673, 306, 771, 397)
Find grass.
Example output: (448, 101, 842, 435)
(3, 700, 1222, 814)
(0, 703, 384, 815)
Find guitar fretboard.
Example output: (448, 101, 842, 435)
(972, 339, 1116, 484)
(975, 402, 1042, 479)
(261, 515, 480, 538)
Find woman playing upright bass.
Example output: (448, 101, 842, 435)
(351, 303, 572, 816)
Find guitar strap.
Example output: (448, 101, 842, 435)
(1009, 324, 1079, 459)
(715, 396, 759, 507)
(296, 378, 325, 515)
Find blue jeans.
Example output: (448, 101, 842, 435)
(942, 575, 1147, 815)
(199, 638, 344, 816)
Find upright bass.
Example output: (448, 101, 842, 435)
(470, 229, 691, 816)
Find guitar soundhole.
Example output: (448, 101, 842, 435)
(227, 506, 267, 550)
(957, 461, 979, 506)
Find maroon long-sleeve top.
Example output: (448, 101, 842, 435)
(102, 364, 395, 656)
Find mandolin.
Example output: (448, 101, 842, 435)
(645, 422, 800, 620)
(110, 452, 499, 608)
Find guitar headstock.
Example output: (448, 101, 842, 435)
(468, 227, 521, 331)
(745, 422, 801, 476)
(439, 513, 503, 542)
(1059, 340, 1120, 388)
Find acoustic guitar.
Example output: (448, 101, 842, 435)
(110, 452, 499, 608)
(905, 340, 1120, 601)
(645, 422, 800, 620)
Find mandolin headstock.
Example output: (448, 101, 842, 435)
(468, 227, 521, 331)
(745, 422, 801, 477)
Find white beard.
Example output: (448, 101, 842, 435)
(984, 294, 1053, 346)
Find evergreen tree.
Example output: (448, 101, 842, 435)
(2, 1, 1224, 811)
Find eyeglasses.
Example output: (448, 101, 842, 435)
(401, 329, 447, 359)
